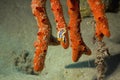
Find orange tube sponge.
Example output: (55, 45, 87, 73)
(88, 0, 111, 41)
(50, 0, 69, 49)
(67, 0, 91, 62)
(31, 0, 50, 72)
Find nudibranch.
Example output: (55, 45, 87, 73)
(57, 28, 66, 43)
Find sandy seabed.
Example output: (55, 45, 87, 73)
(0, 0, 120, 80)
